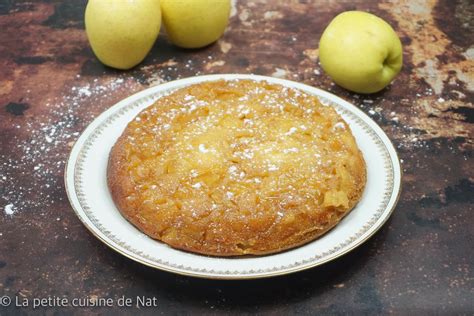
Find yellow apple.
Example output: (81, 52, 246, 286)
(85, 0, 161, 70)
(319, 11, 403, 94)
(160, 0, 230, 49)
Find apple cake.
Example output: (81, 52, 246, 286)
(108, 79, 366, 256)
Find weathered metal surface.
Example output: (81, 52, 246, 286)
(0, 0, 472, 314)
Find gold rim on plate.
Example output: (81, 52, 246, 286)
(65, 74, 402, 279)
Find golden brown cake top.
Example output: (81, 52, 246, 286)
(108, 79, 366, 256)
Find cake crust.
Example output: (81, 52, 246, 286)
(108, 80, 366, 256)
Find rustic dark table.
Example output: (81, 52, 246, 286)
(1, 0, 473, 314)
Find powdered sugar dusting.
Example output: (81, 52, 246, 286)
(1, 77, 132, 217)
(4, 203, 16, 216)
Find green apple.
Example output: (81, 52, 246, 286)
(319, 11, 403, 94)
(160, 0, 230, 49)
(85, 0, 161, 70)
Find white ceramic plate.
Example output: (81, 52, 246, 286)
(65, 74, 401, 279)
